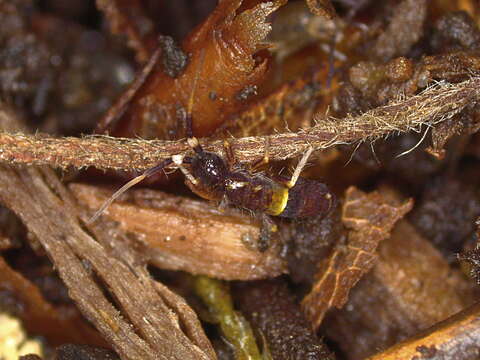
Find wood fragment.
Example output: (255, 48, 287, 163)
(324, 220, 476, 359)
(0, 166, 215, 360)
(71, 183, 286, 280)
(367, 301, 480, 360)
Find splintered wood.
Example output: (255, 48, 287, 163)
(368, 302, 480, 360)
(71, 183, 286, 280)
(0, 166, 215, 360)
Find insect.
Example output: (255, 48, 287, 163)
(89, 113, 335, 250)
(89, 49, 335, 251)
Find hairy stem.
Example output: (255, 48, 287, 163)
(0, 78, 478, 172)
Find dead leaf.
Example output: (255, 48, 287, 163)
(302, 187, 413, 329)
(107, 0, 286, 139)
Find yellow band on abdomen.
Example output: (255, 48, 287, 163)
(266, 187, 289, 216)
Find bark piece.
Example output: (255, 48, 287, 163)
(302, 187, 413, 329)
(71, 183, 286, 280)
(324, 220, 476, 360)
(234, 278, 335, 360)
(0, 165, 215, 360)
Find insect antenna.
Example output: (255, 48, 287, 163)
(89, 49, 206, 224)
(87, 158, 173, 223)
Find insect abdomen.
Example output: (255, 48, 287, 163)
(278, 178, 334, 218)
(225, 173, 281, 213)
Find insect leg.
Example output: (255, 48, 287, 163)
(258, 213, 277, 252)
(222, 139, 237, 170)
(172, 155, 198, 185)
(250, 137, 271, 171)
(287, 147, 314, 189)
(88, 158, 173, 223)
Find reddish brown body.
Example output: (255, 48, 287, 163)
(185, 150, 335, 219)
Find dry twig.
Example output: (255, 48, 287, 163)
(0, 77, 478, 172)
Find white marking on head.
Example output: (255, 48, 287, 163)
(227, 181, 247, 190)
(172, 154, 184, 165)
(187, 137, 199, 148)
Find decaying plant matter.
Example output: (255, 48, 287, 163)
(1, 0, 480, 359)
(302, 187, 414, 329)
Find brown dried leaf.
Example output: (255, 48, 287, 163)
(110, 0, 286, 139)
(302, 187, 413, 329)
(305, 0, 337, 18)
(71, 183, 286, 280)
